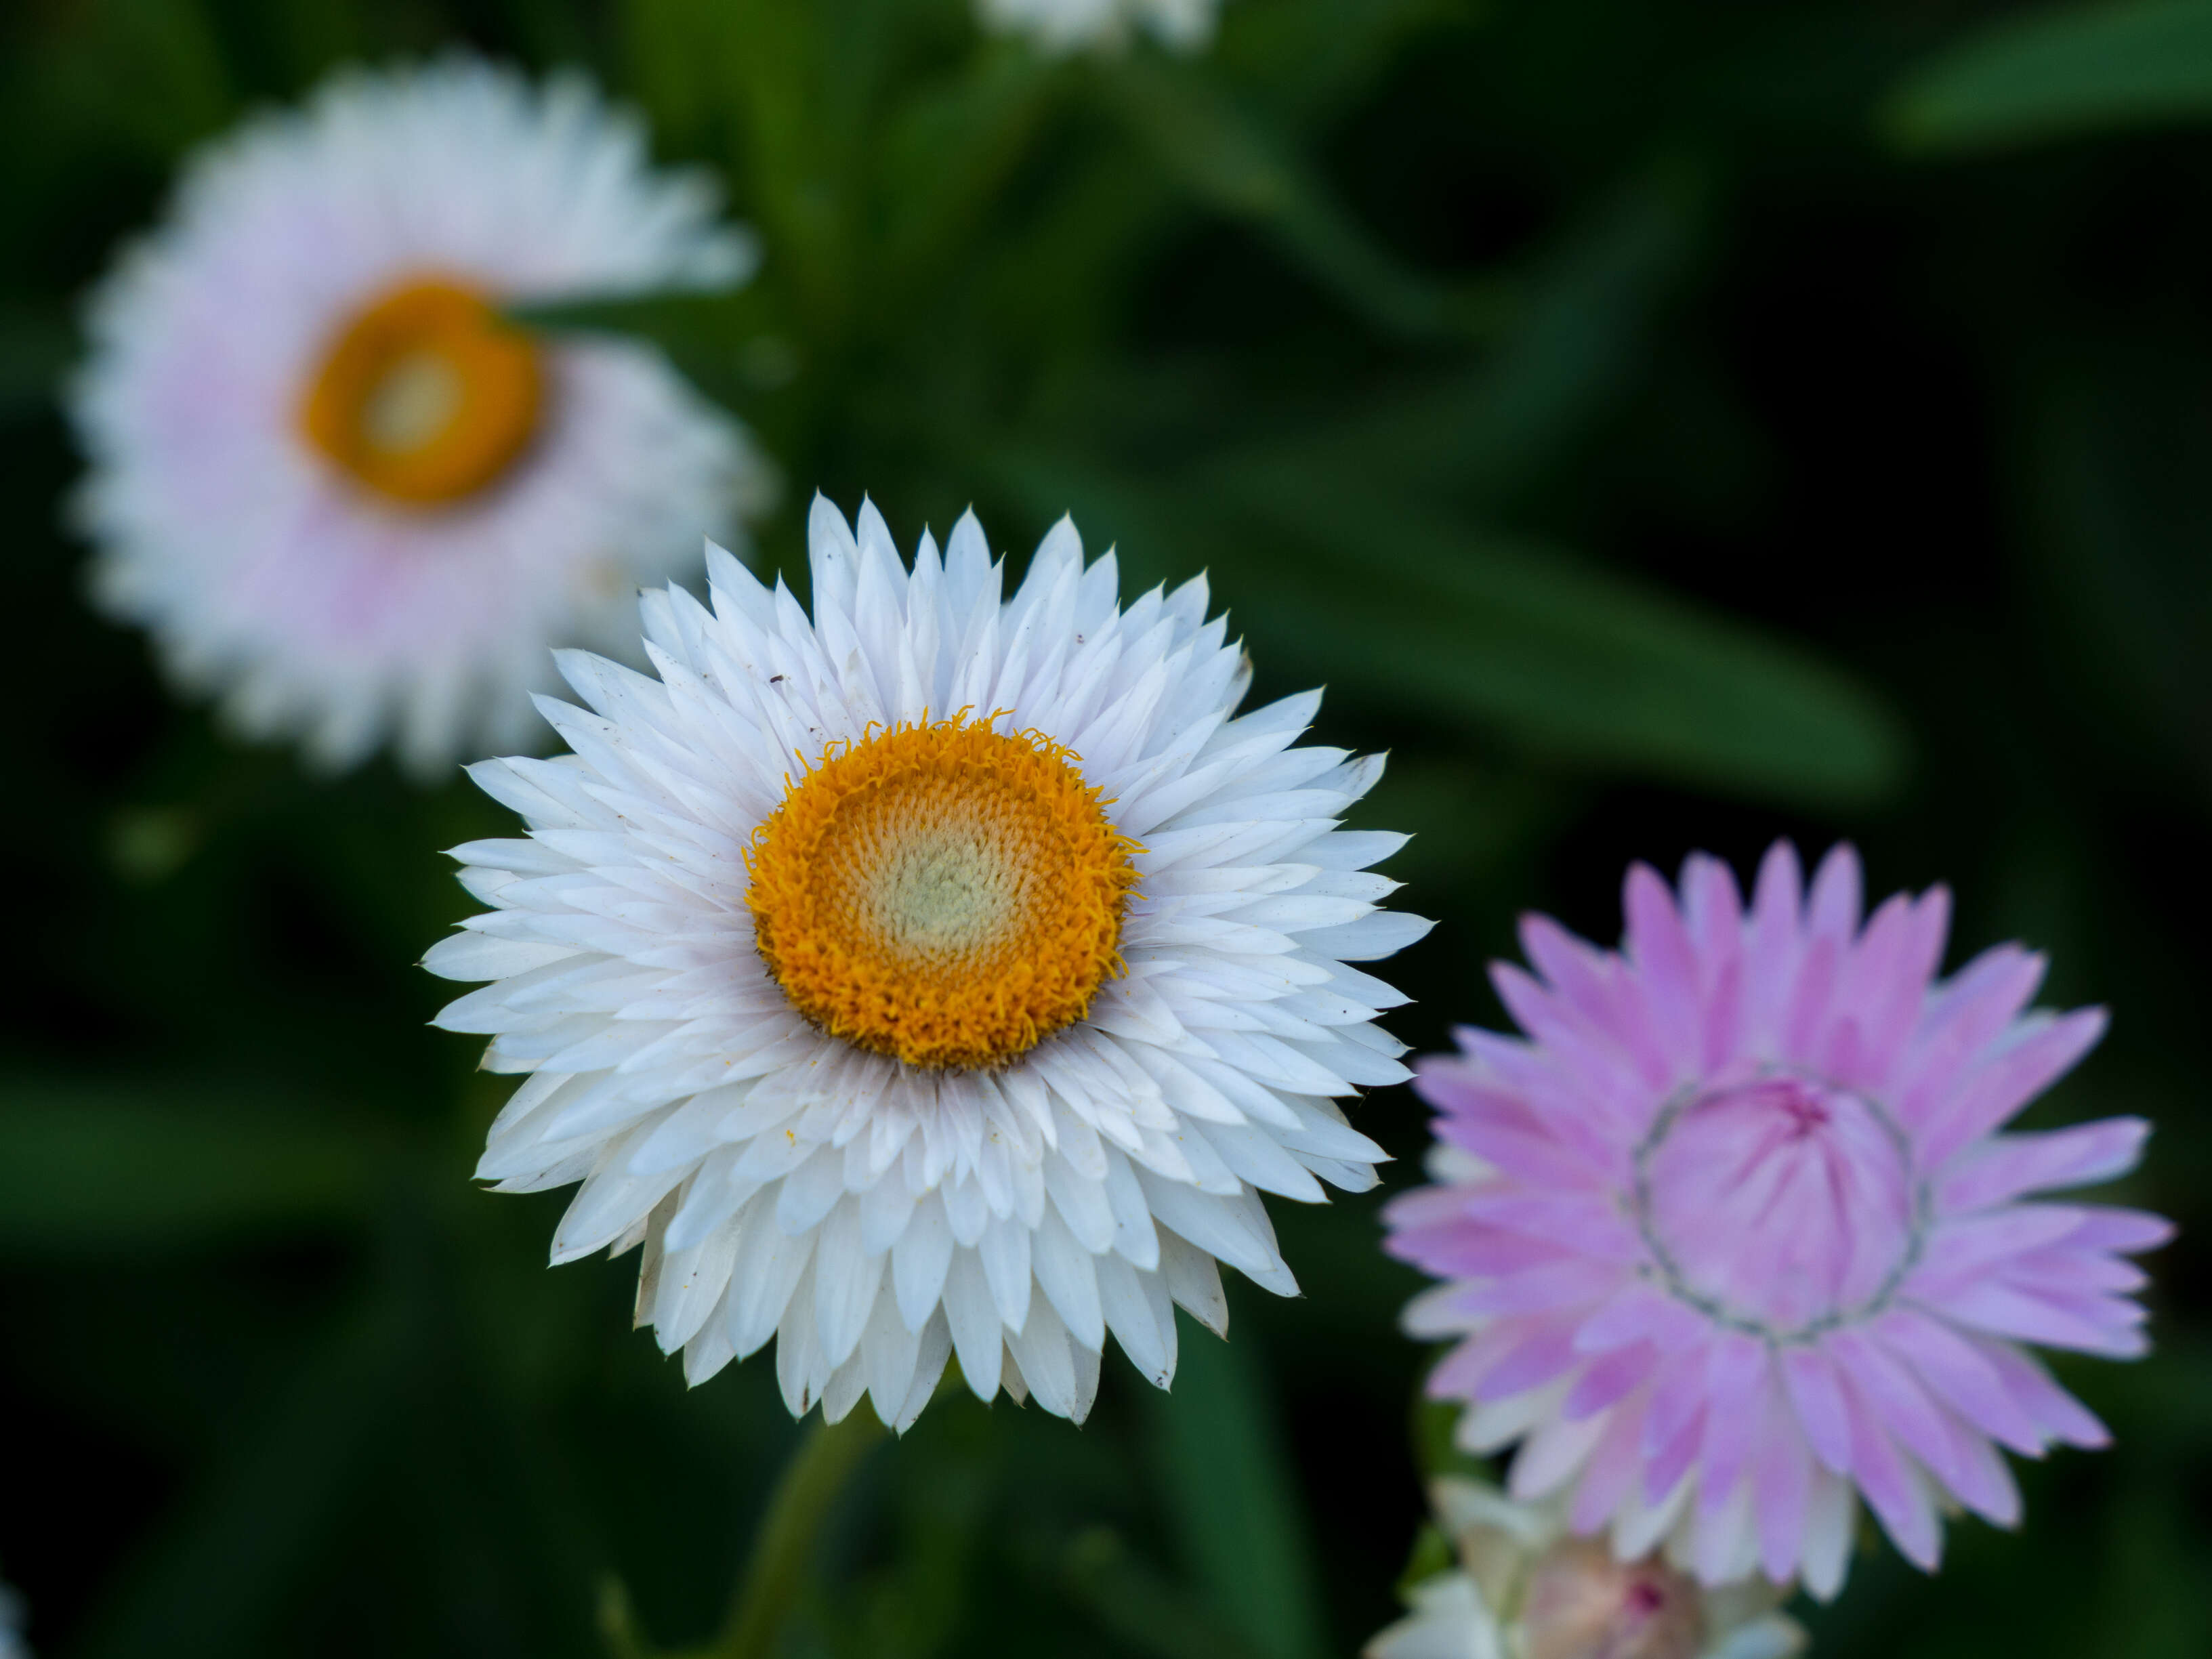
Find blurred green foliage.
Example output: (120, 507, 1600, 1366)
(1, 0, 2207, 1656)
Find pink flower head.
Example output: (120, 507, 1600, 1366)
(1385, 842, 2170, 1597)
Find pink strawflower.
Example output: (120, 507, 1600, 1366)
(1385, 842, 2169, 1597)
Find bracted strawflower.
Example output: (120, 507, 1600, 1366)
(1366, 1478, 1804, 1659)
(426, 498, 1426, 1428)
(69, 57, 770, 776)
(1384, 843, 2169, 1595)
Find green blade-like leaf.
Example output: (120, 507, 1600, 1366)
(1887, 0, 2212, 152)
(0, 1079, 407, 1253)
(1230, 482, 1908, 806)
(1098, 56, 1480, 339)
(1056, 1528, 1267, 1659)
(1143, 1328, 1327, 1659)
(986, 452, 1907, 809)
(70, 1295, 415, 1659)
(1197, 157, 1705, 511)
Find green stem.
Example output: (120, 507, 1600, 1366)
(705, 1409, 887, 1659)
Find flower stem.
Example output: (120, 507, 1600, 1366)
(705, 1409, 887, 1659)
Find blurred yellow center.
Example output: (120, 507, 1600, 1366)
(745, 717, 1139, 1071)
(300, 278, 543, 507)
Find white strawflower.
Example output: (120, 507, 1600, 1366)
(979, 0, 1221, 54)
(69, 57, 772, 778)
(427, 497, 1426, 1427)
(1369, 1479, 1806, 1659)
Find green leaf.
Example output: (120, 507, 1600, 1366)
(70, 1295, 416, 1659)
(1098, 56, 1482, 339)
(1143, 1327, 1327, 1659)
(1229, 484, 1908, 807)
(1201, 157, 1707, 509)
(1056, 1528, 1266, 1659)
(985, 452, 1907, 808)
(0, 1079, 408, 1253)
(1887, 0, 2212, 152)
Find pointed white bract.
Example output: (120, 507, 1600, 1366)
(68, 57, 772, 777)
(428, 499, 1427, 1426)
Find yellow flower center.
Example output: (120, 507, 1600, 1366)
(299, 277, 544, 507)
(745, 716, 1140, 1071)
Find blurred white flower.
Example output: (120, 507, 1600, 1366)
(426, 498, 1425, 1428)
(69, 58, 772, 778)
(979, 0, 1221, 54)
(1368, 1479, 1807, 1659)
(0, 1577, 26, 1659)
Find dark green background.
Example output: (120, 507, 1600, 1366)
(1, 0, 2205, 1654)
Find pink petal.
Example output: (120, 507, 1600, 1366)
(1459, 1192, 1645, 1261)
(1564, 1341, 1660, 1421)
(1519, 912, 1624, 1032)
(1948, 1425, 2022, 1528)
(1491, 961, 1666, 1099)
(1824, 891, 1915, 1073)
(1419, 1056, 1623, 1171)
(1935, 1118, 2150, 1213)
(1625, 862, 1703, 1082)
(1391, 1223, 1570, 1280)
(1570, 1393, 1648, 1531)
(1866, 887, 1950, 1090)
(1873, 1307, 2046, 1456)
(1695, 1335, 1772, 1517)
(1831, 887, 1948, 1087)
(1894, 944, 2047, 1131)
(1975, 1337, 2110, 1448)
(1743, 840, 1806, 1051)
(1807, 843, 1863, 942)
(1458, 1259, 1622, 1317)
(1780, 1343, 1853, 1473)
(1925, 1278, 2144, 1356)
(1644, 1395, 1705, 1505)
(1475, 1322, 1585, 1400)
(1917, 1007, 2108, 1167)
(1426, 1320, 1533, 1398)
(1679, 852, 1746, 974)
(1573, 1284, 1710, 1356)
(1778, 935, 1839, 1068)
(1698, 948, 1746, 1074)
(1510, 1410, 1608, 1500)
(1642, 1343, 1714, 1457)
(1911, 1204, 2088, 1288)
(1436, 1113, 1614, 1192)
(1838, 1368, 1943, 1570)
(1753, 1406, 1814, 1582)
(1829, 1328, 1971, 1498)
(2006, 1248, 2148, 1296)
(2062, 1206, 2175, 1254)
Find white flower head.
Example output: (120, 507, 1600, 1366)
(1368, 1479, 1808, 1659)
(979, 0, 1222, 54)
(427, 497, 1428, 1427)
(69, 56, 773, 778)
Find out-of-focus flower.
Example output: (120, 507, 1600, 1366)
(426, 498, 1425, 1427)
(978, 0, 1220, 54)
(0, 1577, 26, 1659)
(1367, 1477, 1804, 1659)
(1385, 843, 2169, 1595)
(69, 58, 770, 778)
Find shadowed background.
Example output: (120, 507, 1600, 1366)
(1, 0, 2206, 1654)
